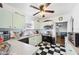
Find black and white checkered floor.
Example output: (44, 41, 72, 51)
(36, 41, 66, 55)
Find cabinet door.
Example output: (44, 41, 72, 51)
(0, 8, 12, 28)
(29, 37, 36, 45)
(29, 35, 42, 46)
(35, 35, 42, 44)
(13, 12, 25, 29)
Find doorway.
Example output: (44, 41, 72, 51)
(56, 22, 67, 45)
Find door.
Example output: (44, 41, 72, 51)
(56, 22, 67, 45)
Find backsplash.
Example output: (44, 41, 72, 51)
(0, 28, 22, 41)
(0, 28, 11, 32)
(0, 31, 10, 41)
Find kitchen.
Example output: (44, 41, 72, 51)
(0, 3, 55, 55)
(0, 3, 79, 55)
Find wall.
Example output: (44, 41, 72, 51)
(34, 13, 72, 38)
(39, 12, 72, 31)
(59, 25, 67, 32)
(24, 15, 34, 29)
(3, 4, 25, 16)
(71, 4, 79, 33)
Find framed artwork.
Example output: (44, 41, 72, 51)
(58, 17, 63, 21)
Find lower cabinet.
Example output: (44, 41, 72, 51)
(29, 35, 42, 46)
(19, 35, 42, 46)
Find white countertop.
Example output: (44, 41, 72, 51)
(6, 40, 39, 55)
(19, 34, 41, 40)
(65, 37, 77, 55)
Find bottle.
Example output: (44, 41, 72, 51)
(0, 35, 4, 44)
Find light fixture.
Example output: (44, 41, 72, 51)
(39, 4, 46, 17)
(39, 11, 45, 17)
(58, 17, 63, 21)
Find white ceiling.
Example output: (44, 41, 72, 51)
(6, 3, 77, 18)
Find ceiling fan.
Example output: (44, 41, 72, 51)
(30, 3, 54, 17)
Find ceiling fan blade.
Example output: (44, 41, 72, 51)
(45, 3, 51, 7)
(45, 10, 54, 13)
(43, 20, 52, 22)
(33, 12, 40, 16)
(30, 5, 39, 10)
(0, 3, 3, 8)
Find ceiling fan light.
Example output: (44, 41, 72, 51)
(40, 11, 45, 16)
(43, 6, 46, 10)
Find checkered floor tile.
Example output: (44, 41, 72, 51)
(36, 41, 66, 55)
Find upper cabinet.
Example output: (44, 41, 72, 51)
(13, 12, 25, 29)
(0, 8, 12, 28)
(0, 4, 25, 29)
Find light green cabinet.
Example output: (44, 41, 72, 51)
(0, 8, 25, 29)
(13, 12, 25, 29)
(0, 8, 12, 28)
(29, 37, 36, 45)
(29, 35, 42, 46)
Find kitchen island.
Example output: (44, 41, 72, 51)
(6, 39, 39, 55)
(18, 34, 42, 46)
